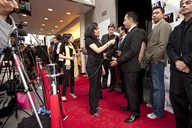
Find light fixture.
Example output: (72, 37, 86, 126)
(51, 30, 54, 32)
(66, 12, 71, 15)
(24, 21, 28, 24)
(49, 33, 51, 35)
(22, 14, 27, 17)
(39, 32, 41, 34)
(42, 24, 45, 26)
(60, 20, 63, 23)
(44, 17, 48, 20)
(40, 28, 43, 31)
(55, 26, 58, 28)
(48, 8, 53, 11)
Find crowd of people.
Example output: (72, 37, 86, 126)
(0, 0, 192, 128)
(85, 2, 192, 128)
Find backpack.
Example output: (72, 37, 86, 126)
(17, 114, 50, 128)
(0, 91, 16, 118)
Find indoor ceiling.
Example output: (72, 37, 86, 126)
(12, 0, 94, 39)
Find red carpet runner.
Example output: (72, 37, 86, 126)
(59, 75, 176, 128)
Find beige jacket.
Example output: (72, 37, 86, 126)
(145, 20, 172, 63)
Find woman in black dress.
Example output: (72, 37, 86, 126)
(84, 22, 115, 117)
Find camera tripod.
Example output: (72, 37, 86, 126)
(0, 49, 43, 128)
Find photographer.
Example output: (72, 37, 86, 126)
(0, 0, 18, 51)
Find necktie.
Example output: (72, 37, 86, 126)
(118, 38, 122, 50)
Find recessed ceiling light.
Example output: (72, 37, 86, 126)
(60, 20, 63, 23)
(55, 26, 58, 28)
(44, 18, 48, 20)
(24, 21, 28, 24)
(22, 14, 27, 17)
(40, 28, 43, 31)
(42, 24, 45, 26)
(39, 32, 41, 34)
(51, 30, 54, 32)
(49, 33, 51, 35)
(66, 12, 71, 15)
(48, 8, 53, 11)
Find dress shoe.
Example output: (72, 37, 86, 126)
(124, 114, 140, 123)
(119, 106, 130, 111)
(107, 87, 115, 92)
(116, 90, 124, 94)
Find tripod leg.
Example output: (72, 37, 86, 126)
(1, 105, 17, 128)
(18, 55, 45, 107)
(13, 52, 43, 128)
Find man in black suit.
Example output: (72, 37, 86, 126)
(111, 11, 143, 123)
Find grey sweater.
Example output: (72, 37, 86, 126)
(0, 15, 16, 49)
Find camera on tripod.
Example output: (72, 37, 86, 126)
(12, 23, 28, 37)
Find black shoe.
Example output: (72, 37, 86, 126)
(124, 114, 140, 123)
(101, 85, 107, 89)
(119, 106, 130, 111)
(107, 87, 115, 92)
(116, 90, 124, 94)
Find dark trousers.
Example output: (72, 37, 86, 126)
(137, 68, 145, 103)
(87, 66, 102, 114)
(124, 72, 140, 116)
(62, 67, 74, 96)
(170, 70, 192, 128)
(102, 61, 116, 88)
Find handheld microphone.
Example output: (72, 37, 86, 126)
(113, 32, 120, 40)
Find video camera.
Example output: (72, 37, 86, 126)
(18, 0, 31, 16)
(11, 23, 28, 37)
(10, 0, 32, 16)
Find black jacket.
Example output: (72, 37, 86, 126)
(167, 18, 192, 71)
(117, 26, 143, 73)
(101, 34, 118, 58)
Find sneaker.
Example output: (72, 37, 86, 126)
(61, 96, 67, 101)
(147, 113, 158, 119)
(93, 112, 100, 117)
(96, 107, 102, 110)
(146, 103, 152, 108)
(70, 93, 77, 98)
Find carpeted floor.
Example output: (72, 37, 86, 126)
(60, 75, 176, 128)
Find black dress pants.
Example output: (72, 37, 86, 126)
(87, 66, 102, 114)
(123, 72, 140, 116)
(170, 70, 192, 128)
(62, 66, 74, 96)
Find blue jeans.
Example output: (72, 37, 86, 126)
(149, 61, 165, 117)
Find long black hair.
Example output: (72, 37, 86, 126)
(84, 22, 98, 39)
(62, 33, 72, 45)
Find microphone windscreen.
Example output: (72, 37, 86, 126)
(113, 32, 120, 37)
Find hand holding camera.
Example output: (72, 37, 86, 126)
(0, 0, 19, 19)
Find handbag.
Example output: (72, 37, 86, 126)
(17, 92, 35, 110)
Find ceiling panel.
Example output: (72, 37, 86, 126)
(12, 0, 93, 36)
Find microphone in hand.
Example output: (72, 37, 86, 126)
(113, 32, 120, 40)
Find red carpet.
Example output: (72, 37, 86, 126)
(59, 75, 176, 128)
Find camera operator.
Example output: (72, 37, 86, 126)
(0, 1, 18, 126)
(0, 0, 18, 52)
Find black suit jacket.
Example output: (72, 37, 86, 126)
(117, 26, 143, 73)
(101, 34, 118, 58)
